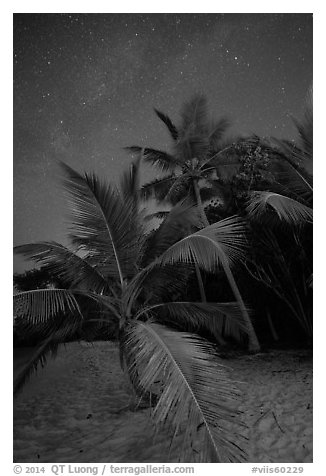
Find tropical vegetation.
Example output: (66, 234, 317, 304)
(126, 94, 260, 352)
(14, 159, 250, 462)
(13, 88, 312, 462)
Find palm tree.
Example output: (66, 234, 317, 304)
(243, 87, 313, 340)
(126, 94, 260, 352)
(13, 160, 248, 462)
(125, 94, 236, 214)
(246, 86, 313, 225)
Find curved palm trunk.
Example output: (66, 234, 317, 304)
(194, 261, 207, 302)
(185, 202, 207, 304)
(193, 179, 260, 352)
(266, 308, 279, 342)
(222, 261, 260, 352)
(187, 216, 226, 346)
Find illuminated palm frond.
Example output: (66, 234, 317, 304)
(247, 191, 313, 225)
(124, 321, 246, 462)
(14, 242, 110, 294)
(136, 301, 248, 341)
(60, 162, 144, 283)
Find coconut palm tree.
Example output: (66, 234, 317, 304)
(246, 86, 313, 225)
(126, 94, 260, 352)
(13, 160, 249, 462)
(243, 87, 313, 340)
(125, 94, 237, 214)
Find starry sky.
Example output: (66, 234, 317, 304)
(13, 13, 313, 273)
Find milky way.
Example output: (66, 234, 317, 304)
(13, 13, 312, 272)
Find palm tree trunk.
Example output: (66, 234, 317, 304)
(222, 261, 260, 352)
(266, 308, 279, 342)
(190, 181, 226, 346)
(192, 179, 260, 353)
(186, 220, 207, 304)
(193, 179, 209, 227)
(194, 262, 207, 302)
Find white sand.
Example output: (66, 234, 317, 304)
(13, 342, 312, 463)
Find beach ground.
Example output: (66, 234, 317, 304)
(13, 341, 312, 463)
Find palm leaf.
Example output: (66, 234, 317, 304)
(179, 94, 209, 136)
(270, 138, 312, 173)
(205, 145, 242, 182)
(60, 162, 144, 283)
(14, 317, 84, 396)
(13, 291, 86, 396)
(140, 174, 177, 201)
(14, 336, 61, 397)
(142, 199, 202, 264)
(126, 217, 248, 311)
(176, 95, 211, 161)
(164, 175, 192, 204)
(14, 288, 83, 325)
(126, 262, 192, 309)
(136, 301, 248, 342)
(125, 146, 180, 173)
(124, 321, 246, 462)
(155, 216, 248, 272)
(176, 134, 210, 162)
(246, 191, 313, 225)
(119, 155, 141, 204)
(208, 117, 231, 151)
(268, 154, 313, 205)
(14, 242, 110, 294)
(292, 85, 313, 157)
(82, 291, 121, 321)
(154, 108, 179, 141)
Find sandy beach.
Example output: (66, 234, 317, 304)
(13, 341, 312, 463)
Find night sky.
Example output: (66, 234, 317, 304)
(13, 13, 313, 273)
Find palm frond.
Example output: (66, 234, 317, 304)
(176, 134, 210, 162)
(270, 138, 311, 171)
(268, 153, 313, 204)
(136, 301, 248, 342)
(13, 291, 86, 396)
(14, 288, 83, 325)
(14, 242, 110, 294)
(204, 145, 242, 182)
(78, 291, 121, 320)
(126, 261, 192, 308)
(246, 191, 313, 225)
(60, 162, 144, 282)
(155, 216, 248, 272)
(14, 336, 61, 396)
(143, 199, 202, 264)
(175, 94, 211, 161)
(307, 273, 313, 289)
(179, 94, 209, 136)
(124, 321, 246, 462)
(154, 108, 179, 141)
(140, 174, 176, 202)
(14, 309, 89, 396)
(164, 175, 193, 204)
(119, 156, 141, 205)
(292, 85, 313, 157)
(208, 117, 231, 151)
(125, 146, 180, 173)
